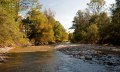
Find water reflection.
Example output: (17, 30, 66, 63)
(0, 51, 56, 72)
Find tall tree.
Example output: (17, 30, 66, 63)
(19, 0, 41, 11)
(72, 10, 90, 42)
(0, 0, 28, 47)
(25, 9, 52, 45)
(108, 0, 120, 45)
(87, 0, 105, 15)
(71, 1, 110, 44)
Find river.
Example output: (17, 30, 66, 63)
(0, 44, 120, 72)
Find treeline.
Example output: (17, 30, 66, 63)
(0, 0, 68, 47)
(0, 0, 28, 47)
(22, 9, 68, 45)
(71, 0, 120, 45)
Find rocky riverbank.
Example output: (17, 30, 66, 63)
(57, 44, 120, 66)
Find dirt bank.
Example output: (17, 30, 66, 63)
(8, 45, 54, 53)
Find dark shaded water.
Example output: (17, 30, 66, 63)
(0, 45, 120, 72)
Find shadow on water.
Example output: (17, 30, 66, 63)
(0, 51, 56, 72)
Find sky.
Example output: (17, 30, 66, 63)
(39, 0, 115, 32)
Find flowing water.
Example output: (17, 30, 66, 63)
(0, 45, 120, 72)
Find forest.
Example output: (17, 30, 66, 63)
(0, 0, 68, 47)
(70, 0, 120, 45)
(0, 0, 120, 48)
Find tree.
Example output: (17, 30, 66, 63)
(87, 0, 105, 15)
(86, 24, 99, 43)
(97, 12, 110, 43)
(22, 7, 68, 45)
(107, 0, 120, 45)
(88, 12, 110, 43)
(0, 0, 28, 47)
(116, 0, 120, 7)
(53, 21, 63, 42)
(71, 1, 111, 44)
(72, 10, 90, 42)
(19, 0, 41, 11)
(23, 9, 53, 45)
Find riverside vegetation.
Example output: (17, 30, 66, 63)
(0, 0, 120, 47)
(70, 0, 120, 45)
(0, 0, 68, 47)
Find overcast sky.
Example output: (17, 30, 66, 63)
(40, 0, 115, 32)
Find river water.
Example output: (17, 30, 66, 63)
(0, 45, 120, 72)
